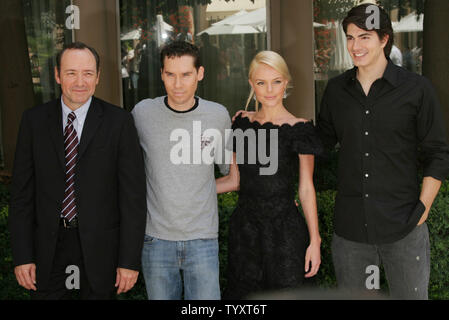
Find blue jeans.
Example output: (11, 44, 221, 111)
(141, 235, 221, 300)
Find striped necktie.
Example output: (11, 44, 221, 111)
(61, 112, 79, 222)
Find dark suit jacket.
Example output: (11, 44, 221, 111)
(8, 96, 147, 292)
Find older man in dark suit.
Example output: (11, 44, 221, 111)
(8, 42, 147, 299)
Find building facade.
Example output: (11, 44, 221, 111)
(0, 0, 447, 172)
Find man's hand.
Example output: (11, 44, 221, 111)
(417, 176, 442, 226)
(115, 268, 139, 294)
(14, 263, 37, 291)
(417, 205, 429, 226)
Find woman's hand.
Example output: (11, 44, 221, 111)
(232, 110, 253, 122)
(304, 240, 321, 278)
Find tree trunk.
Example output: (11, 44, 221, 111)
(423, 0, 449, 142)
(0, 0, 35, 173)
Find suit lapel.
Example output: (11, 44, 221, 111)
(47, 99, 65, 171)
(78, 97, 104, 159)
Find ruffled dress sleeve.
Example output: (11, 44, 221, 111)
(291, 121, 323, 155)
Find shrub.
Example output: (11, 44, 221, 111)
(1, 179, 448, 300)
(309, 180, 449, 299)
(427, 192, 449, 299)
(217, 191, 238, 292)
(0, 203, 31, 300)
(314, 150, 338, 192)
(313, 189, 337, 288)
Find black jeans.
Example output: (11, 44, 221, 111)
(331, 223, 430, 300)
(31, 225, 115, 300)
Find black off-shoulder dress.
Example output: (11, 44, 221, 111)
(224, 114, 322, 299)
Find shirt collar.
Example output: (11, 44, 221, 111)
(344, 58, 400, 87)
(61, 96, 92, 123)
(381, 58, 400, 87)
(163, 96, 199, 114)
(344, 66, 358, 84)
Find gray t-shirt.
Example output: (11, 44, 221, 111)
(132, 96, 231, 241)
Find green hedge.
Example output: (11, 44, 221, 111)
(0, 183, 31, 300)
(311, 187, 449, 299)
(1, 179, 448, 300)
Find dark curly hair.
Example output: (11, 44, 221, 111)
(342, 3, 394, 57)
(160, 40, 201, 70)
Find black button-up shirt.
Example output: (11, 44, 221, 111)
(318, 60, 449, 244)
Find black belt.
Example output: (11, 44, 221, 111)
(60, 216, 79, 229)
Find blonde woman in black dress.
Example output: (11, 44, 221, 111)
(216, 51, 322, 299)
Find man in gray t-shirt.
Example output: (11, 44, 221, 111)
(131, 41, 231, 300)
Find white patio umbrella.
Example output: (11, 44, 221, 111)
(228, 7, 266, 31)
(198, 24, 259, 35)
(208, 7, 325, 34)
(392, 13, 424, 33)
(120, 16, 173, 41)
(314, 22, 326, 28)
(156, 14, 174, 45)
(329, 20, 353, 71)
(198, 10, 257, 35)
(212, 10, 248, 26)
(121, 28, 141, 41)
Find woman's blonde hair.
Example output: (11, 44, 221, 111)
(245, 50, 293, 111)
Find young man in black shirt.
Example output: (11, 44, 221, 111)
(318, 4, 449, 299)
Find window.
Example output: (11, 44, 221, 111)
(22, 0, 73, 105)
(119, 0, 267, 116)
(313, 0, 425, 115)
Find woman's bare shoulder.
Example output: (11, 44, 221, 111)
(285, 116, 310, 126)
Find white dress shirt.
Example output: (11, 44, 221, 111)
(61, 96, 92, 141)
